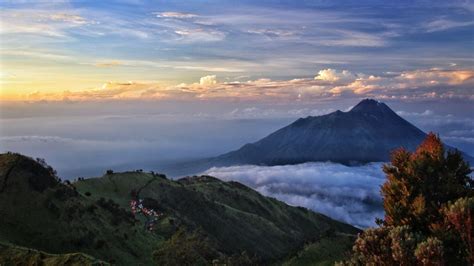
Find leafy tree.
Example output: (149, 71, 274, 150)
(349, 227, 394, 265)
(389, 225, 422, 265)
(414, 237, 444, 266)
(442, 197, 474, 263)
(381, 133, 472, 232)
(340, 133, 473, 265)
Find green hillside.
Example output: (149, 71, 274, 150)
(0, 242, 107, 265)
(0, 152, 359, 265)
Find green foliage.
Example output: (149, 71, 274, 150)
(283, 234, 356, 266)
(346, 227, 394, 265)
(414, 237, 444, 266)
(152, 228, 218, 266)
(442, 197, 474, 263)
(388, 225, 422, 265)
(0, 152, 358, 265)
(342, 133, 474, 265)
(0, 241, 107, 266)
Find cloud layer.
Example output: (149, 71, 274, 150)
(20, 68, 474, 102)
(204, 162, 386, 228)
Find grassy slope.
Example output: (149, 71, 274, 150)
(0, 153, 160, 265)
(0, 242, 107, 266)
(0, 153, 359, 265)
(76, 174, 358, 262)
(282, 234, 356, 266)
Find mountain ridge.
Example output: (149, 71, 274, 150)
(0, 152, 358, 265)
(197, 99, 472, 171)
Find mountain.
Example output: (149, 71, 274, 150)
(199, 99, 472, 169)
(0, 152, 358, 265)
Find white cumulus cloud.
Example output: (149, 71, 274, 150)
(315, 68, 356, 82)
(199, 75, 218, 86)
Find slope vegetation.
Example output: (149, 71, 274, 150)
(0, 153, 358, 265)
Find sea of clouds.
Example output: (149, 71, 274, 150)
(205, 162, 386, 228)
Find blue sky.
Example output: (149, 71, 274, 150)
(1, 0, 473, 101)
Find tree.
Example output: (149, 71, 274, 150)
(415, 237, 444, 266)
(381, 133, 472, 232)
(340, 133, 473, 265)
(442, 197, 474, 263)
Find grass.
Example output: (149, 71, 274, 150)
(0, 153, 359, 265)
(282, 234, 357, 266)
(0, 241, 107, 265)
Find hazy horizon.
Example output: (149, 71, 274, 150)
(1, 98, 473, 180)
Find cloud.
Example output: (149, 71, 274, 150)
(317, 30, 387, 47)
(0, 10, 92, 37)
(15, 67, 474, 102)
(396, 110, 434, 117)
(1, 50, 74, 61)
(397, 69, 474, 86)
(47, 13, 89, 25)
(174, 28, 226, 42)
(155, 12, 198, 19)
(424, 19, 474, 32)
(247, 29, 296, 38)
(314, 69, 356, 82)
(199, 75, 218, 86)
(226, 107, 335, 119)
(95, 61, 123, 67)
(329, 68, 474, 97)
(204, 162, 386, 228)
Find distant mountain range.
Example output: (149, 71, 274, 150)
(168, 99, 472, 176)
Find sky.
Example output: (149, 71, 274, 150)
(0, 0, 473, 102)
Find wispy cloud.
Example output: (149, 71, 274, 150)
(173, 28, 226, 42)
(424, 19, 474, 32)
(0, 9, 93, 38)
(316, 30, 387, 47)
(94, 61, 123, 67)
(1, 49, 74, 61)
(154, 11, 198, 19)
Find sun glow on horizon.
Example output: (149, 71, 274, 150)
(0, 1, 473, 103)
